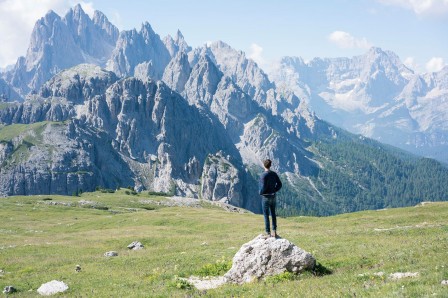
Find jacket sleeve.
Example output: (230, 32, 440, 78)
(274, 173, 282, 192)
(259, 174, 265, 195)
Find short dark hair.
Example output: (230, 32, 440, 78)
(263, 159, 272, 169)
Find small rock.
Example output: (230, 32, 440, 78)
(389, 272, 419, 280)
(201, 242, 208, 246)
(374, 272, 385, 277)
(186, 276, 226, 290)
(3, 286, 17, 294)
(75, 265, 81, 272)
(127, 241, 144, 250)
(442, 280, 448, 286)
(37, 280, 68, 296)
(104, 251, 118, 257)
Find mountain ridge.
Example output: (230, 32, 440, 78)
(269, 48, 448, 164)
(1, 5, 447, 216)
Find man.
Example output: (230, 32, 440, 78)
(259, 159, 282, 238)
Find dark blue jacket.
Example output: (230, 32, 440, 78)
(259, 170, 282, 197)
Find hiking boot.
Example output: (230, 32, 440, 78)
(272, 230, 279, 238)
(261, 232, 271, 239)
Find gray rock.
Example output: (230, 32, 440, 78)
(127, 241, 144, 250)
(0, 78, 22, 102)
(104, 251, 118, 257)
(224, 235, 315, 284)
(37, 280, 68, 296)
(163, 30, 191, 58)
(162, 51, 191, 93)
(3, 286, 17, 294)
(200, 152, 244, 207)
(389, 272, 419, 280)
(106, 22, 171, 80)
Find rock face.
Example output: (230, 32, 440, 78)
(106, 22, 171, 80)
(0, 78, 22, 102)
(0, 120, 133, 196)
(37, 280, 68, 296)
(200, 152, 244, 206)
(224, 235, 316, 284)
(5, 5, 118, 96)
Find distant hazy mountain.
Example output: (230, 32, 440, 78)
(1, 5, 447, 216)
(269, 48, 448, 164)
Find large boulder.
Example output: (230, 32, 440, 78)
(224, 235, 315, 284)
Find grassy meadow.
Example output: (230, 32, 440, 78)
(0, 190, 447, 297)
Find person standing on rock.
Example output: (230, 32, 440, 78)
(259, 159, 282, 238)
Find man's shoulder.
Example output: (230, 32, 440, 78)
(268, 170, 279, 176)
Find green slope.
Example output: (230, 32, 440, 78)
(273, 128, 448, 216)
(1, 191, 447, 297)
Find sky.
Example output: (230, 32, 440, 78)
(0, 0, 447, 73)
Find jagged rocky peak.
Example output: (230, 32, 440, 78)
(63, 4, 119, 61)
(205, 40, 275, 104)
(93, 10, 119, 42)
(8, 4, 120, 96)
(39, 64, 118, 103)
(162, 51, 192, 93)
(107, 21, 171, 80)
(25, 10, 78, 71)
(163, 29, 191, 57)
(360, 47, 413, 79)
(183, 53, 223, 106)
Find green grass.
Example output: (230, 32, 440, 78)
(0, 122, 51, 143)
(0, 191, 447, 297)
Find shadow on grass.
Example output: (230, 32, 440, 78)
(312, 262, 333, 276)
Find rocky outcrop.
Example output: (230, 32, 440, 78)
(200, 152, 244, 206)
(39, 64, 118, 104)
(224, 235, 316, 284)
(0, 120, 133, 196)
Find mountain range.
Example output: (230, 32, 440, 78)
(269, 49, 448, 164)
(1, 4, 447, 215)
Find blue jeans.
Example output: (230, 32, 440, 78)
(262, 195, 277, 233)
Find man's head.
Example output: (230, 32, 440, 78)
(263, 159, 272, 170)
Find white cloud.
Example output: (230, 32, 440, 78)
(425, 57, 445, 72)
(79, 1, 95, 17)
(0, 0, 95, 67)
(404, 56, 418, 70)
(377, 0, 448, 16)
(248, 43, 265, 66)
(328, 31, 372, 49)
